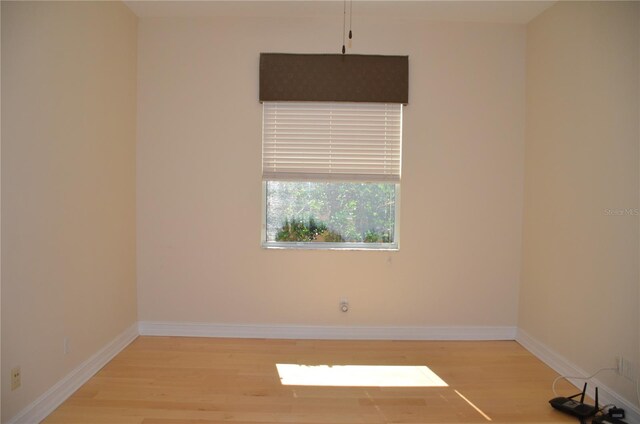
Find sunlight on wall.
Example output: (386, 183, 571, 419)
(276, 364, 448, 387)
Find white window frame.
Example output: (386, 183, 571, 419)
(261, 182, 400, 251)
(261, 101, 402, 251)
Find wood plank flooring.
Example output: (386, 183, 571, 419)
(43, 337, 578, 424)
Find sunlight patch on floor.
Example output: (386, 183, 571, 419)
(276, 364, 448, 387)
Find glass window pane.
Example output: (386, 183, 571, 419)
(265, 181, 396, 245)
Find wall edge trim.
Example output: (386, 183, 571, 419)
(137, 321, 517, 340)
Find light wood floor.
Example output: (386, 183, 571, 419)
(43, 337, 578, 424)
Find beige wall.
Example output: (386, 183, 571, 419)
(137, 17, 525, 326)
(520, 0, 639, 406)
(1, 2, 3, 419)
(1, 2, 138, 420)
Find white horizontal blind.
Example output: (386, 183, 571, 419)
(262, 102, 402, 182)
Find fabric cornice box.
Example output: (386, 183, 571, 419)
(259, 53, 409, 104)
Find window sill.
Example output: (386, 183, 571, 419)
(262, 242, 399, 251)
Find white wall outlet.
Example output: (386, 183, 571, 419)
(11, 366, 21, 391)
(64, 337, 70, 355)
(619, 356, 637, 381)
(616, 355, 637, 381)
(340, 298, 349, 312)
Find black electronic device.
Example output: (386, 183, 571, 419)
(549, 382, 599, 419)
(592, 415, 628, 424)
(607, 407, 625, 419)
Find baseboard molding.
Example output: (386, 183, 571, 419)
(516, 328, 640, 424)
(138, 321, 517, 341)
(7, 323, 139, 424)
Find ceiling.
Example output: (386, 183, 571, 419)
(124, 0, 556, 24)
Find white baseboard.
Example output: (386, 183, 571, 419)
(138, 321, 517, 341)
(516, 328, 640, 424)
(6, 323, 139, 424)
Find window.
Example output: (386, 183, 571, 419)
(262, 101, 402, 250)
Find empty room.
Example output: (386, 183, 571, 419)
(1, 1, 639, 423)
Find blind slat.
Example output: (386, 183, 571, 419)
(262, 102, 402, 182)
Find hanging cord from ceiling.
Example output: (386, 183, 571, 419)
(349, 0, 353, 41)
(342, 0, 346, 54)
(341, 0, 353, 54)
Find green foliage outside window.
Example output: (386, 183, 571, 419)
(276, 218, 344, 242)
(266, 182, 396, 244)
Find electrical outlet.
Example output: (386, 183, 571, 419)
(11, 366, 21, 391)
(64, 337, 70, 355)
(621, 357, 636, 381)
(616, 355, 622, 374)
(340, 298, 349, 312)
(616, 355, 637, 381)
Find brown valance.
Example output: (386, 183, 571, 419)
(259, 53, 408, 104)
